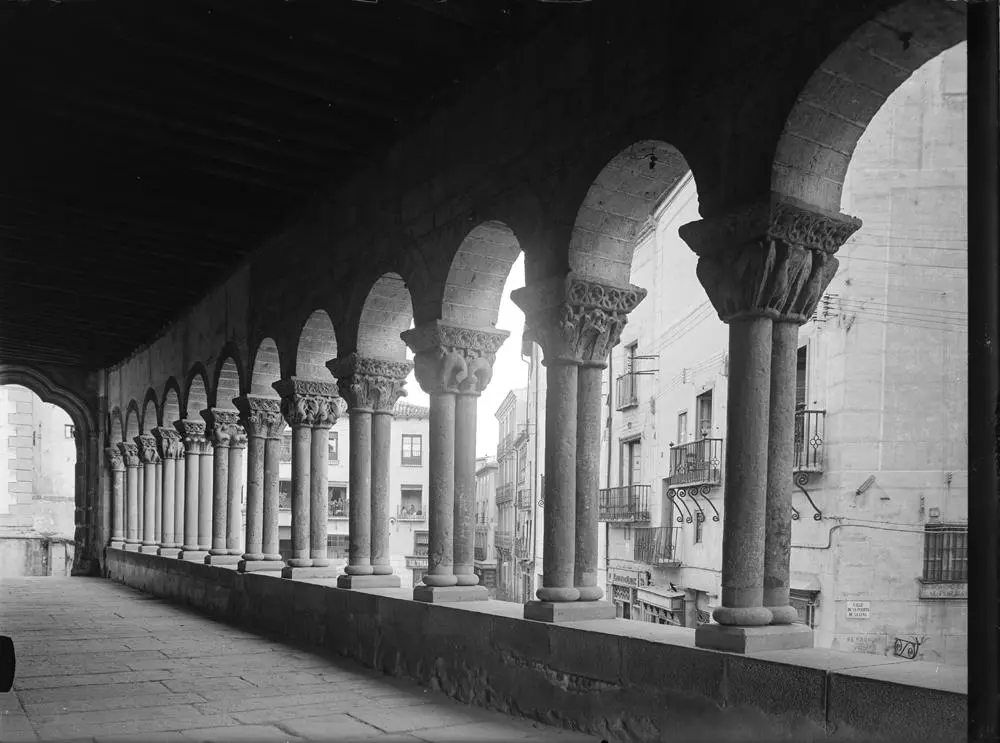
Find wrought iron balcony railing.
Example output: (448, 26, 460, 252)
(516, 488, 533, 510)
(496, 482, 515, 506)
(666, 438, 723, 487)
(515, 535, 531, 556)
(634, 526, 680, 566)
(496, 530, 513, 551)
(598, 484, 651, 522)
(616, 373, 639, 410)
(474, 546, 488, 562)
(793, 409, 825, 473)
(396, 504, 425, 521)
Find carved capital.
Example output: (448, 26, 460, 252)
(152, 427, 184, 461)
(328, 353, 413, 412)
(401, 321, 509, 395)
(679, 194, 861, 324)
(118, 441, 141, 468)
(106, 446, 125, 472)
(200, 408, 243, 448)
(173, 419, 209, 455)
(511, 273, 645, 366)
(233, 395, 285, 440)
(134, 434, 161, 465)
(272, 378, 340, 429)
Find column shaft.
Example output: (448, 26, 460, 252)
(172, 456, 185, 549)
(715, 317, 773, 626)
(574, 364, 603, 600)
(198, 450, 213, 551)
(453, 393, 478, 586)
(243, 435, 266, 561)
(538, 362, 579, 602)
(161, 455, 176, 549)
(125, 466, 139, 545)
(137, 464, 144, 541)
(310, 426, 330, 566)
(209, 443, 230, 555)
(141, 460, 156, 547)
(288, 425, 312, 567)
(345, 409, 373, 575)
(182, 450, 200, 552)
(370, 411, 392, 574)
(262, 435, 282, 561)
(227, 444, 245, 555)
(424, 392, 458, 587)
(110, 465, 125, 545)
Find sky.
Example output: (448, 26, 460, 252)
(403, 253, 527, 459)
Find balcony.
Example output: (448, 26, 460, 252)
(496, 530, 512, 551)
(616, 372, 639, 410)
(598, 484, 651, 523)
(516, 488, 533, 510)
(474, 546, 488, 562)
(496, 482, 515, 506)
(514, 535, 531, 557)
(634, 526, 681, 567)
(397, 504, 425, 521)
(666, 438, 723, 488)
(793, 409, 825, 473)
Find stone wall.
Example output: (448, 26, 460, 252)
(106, 548, 966, 743)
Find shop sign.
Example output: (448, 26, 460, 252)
(609, 569, 646, 587)
(846, 600, 871, 619)
(405, 556, 428, 569)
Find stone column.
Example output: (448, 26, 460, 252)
(274, 378, 340, 578)
(234, 395, 285, 572)
(261, 422, 284, 566)
(175, 419, 208, 561)
(119, 442, 141, 551)
(153, 458, 162, 550)
(201, 409, 242, 566)
(330, 354, 411, 589)
(308, 403, 337, 571)
(512, 273, 645, 622)
(173, 452, 185, 557)
(402, 321, 508, 603)
(679, 193, 859, 652)
(153, 427, 183, 558)
(107, 446, 126, 549)
(135, 434, 160, 554)
(197, 428, 214, 553)
(227, 428, 247, 557)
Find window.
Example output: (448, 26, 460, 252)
(923, 525, 968, 582)
(400, 486, 423, 518)
(695, 512, 704, 543)
(695, 391, 713, 438)
(328, 485, 348, 517)
(278, 480, 292, 510)
(401, 434, 422, 466)
(622, 439, 641, 487)
(413, 530, 429, 557)
(328, 431, 339, 463)
(625, 342, 637, 373)
(676, 411, 688, 445)
(280, 428, 293, 463)
(64, 424, 75, 439)
(796, 346, 808, 410)
(326, 533, 349, 558)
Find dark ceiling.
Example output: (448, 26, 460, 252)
(0, 0, 567, 370)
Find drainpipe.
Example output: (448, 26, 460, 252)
(967, 4, 999, 739)
(605, 354, 613, 591)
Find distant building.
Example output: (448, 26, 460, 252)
(599, 45, 968, 665)
(277, 398, 431, 587)
(494, 387, 526, 602)
(473, 455, 498, 596)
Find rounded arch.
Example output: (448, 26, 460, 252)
(357, 273, 414, 361)
(161, 379, 182, 425)
(250, 338, 282, 397)
(125, 401, 141, 440)
(211, 344, 245, 409)
(771, 0, 966, 212)
(442, 222, 521, 330)
(184, 364, 210, 419)
(0, 364, 95, 435)
(569, 139, 694, 285)
(109, 406, 124, 444)
(141, 389, 159, 433)
(294, 310, 338, 381)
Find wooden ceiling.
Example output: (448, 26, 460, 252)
(0, 0, 566, 369)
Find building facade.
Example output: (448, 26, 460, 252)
(277, 399, 431, 588)
(473, 456, 498, 597)
(494, 388, 526, 602)
(600, 44, 969, 665)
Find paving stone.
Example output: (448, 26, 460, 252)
(179, 724, 305, 742)
(347, 702, 511, 734)
(23, 692, 207, 718)
(277, 713, 385, 740)
(161, 676, 257, 693)
(198, 690, 371, 718)
(410, 721, 538, 741)
(17, 680, 176, 705)
(14, 669, 173, 691)
(34, 713, 240, 740)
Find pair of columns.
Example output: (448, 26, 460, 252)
(328, 354, 412, 589)
(199, 410, 246, 565)
(679, 194, 860, 648)
(400, 321, 508, 601)
(512, 274, 646, 621)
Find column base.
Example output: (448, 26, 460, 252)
(413, 584, 489, 603)
(123, 543, 141, 552)
(157, 547, 182, 559)
(227, 549, 242, 556)
(337, 574, 402, 590)
(694, 622, 814, 654)
(205, 554, 241, 566)
(281, 565, 340, 579)
(238, 560, 285, 573)
(179, 550, 209, 562)
(109, 540, 126, 550)
(139, 544, 160, 554)
(523, 600, 616, 623)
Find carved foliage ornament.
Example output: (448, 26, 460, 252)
(401, 321, 509, 395)
(233, 395, 285, 439)
(201, 408, 245, 448)
(511, 273, 646, 365)
(328, 353, 412, 412)
(679, 195, 861, 324)
(173, 419, 209, 455)
(273, 378, 340, 429)
(106, 446, 125, 472)
(152, 427, 185, 460)
(117, 441, 141, 468)
(133, 434, 161, 465)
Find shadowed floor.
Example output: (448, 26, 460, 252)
(0, 577, 602, 743)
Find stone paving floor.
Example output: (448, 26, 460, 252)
(0, 577, 604, 743)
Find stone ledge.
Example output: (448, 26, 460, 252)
(103, 547, 967, 743)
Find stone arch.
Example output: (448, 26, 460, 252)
(569, 139, 694, 285)
(161, 380, 182, 425)
(0, 364, 95, 435)
(771, 0, 966, 212)
(212, 346, 244, 409)
(184, 365, 210, 418)
(442, 222, 522, 330)
(357, 273, 414, 361)
(294, 310, 338, 381)
(124, 401, 141, 440)
(141, 389, 159, 434)
(109, 407, 124, 444)
(250, 338, 282, 397)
